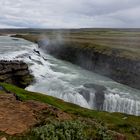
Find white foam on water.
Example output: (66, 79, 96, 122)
(0, 36, 140, 116)
(103, 93, 140, 115)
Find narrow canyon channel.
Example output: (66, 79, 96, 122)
(0, 36, 140, 116)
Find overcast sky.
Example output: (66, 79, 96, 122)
(0, 0, 140, 28)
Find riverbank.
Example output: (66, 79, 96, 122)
(12, 29, 140, 89)
(0, 83, 140, 140)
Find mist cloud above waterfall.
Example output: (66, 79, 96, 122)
(0, 0, 140, 28)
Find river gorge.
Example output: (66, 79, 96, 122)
(0, 36, 140, 116)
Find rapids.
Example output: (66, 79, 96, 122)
(0, 36, 140, 116)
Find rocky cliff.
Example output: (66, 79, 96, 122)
(0, 60, 33, 88)
(39, 41, 140, 89)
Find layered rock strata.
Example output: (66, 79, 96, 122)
(0, 60, 33, 88)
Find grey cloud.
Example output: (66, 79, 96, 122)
(0, 0, 140, 28)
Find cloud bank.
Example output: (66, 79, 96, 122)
(0, 0, 140, 28)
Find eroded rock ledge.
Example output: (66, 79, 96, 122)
(0, 60, 33, 88)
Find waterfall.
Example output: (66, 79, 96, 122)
(1, 36, 140, 116)
(103, 93, 140, 116)
(76, 88, 140, 116)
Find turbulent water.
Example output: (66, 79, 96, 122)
(0, 36, 140, 116)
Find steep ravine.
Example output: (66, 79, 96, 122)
(9, 35, 140, 116)
(38, 41, 140, 90)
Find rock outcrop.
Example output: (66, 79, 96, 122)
(0, 60, 33, 88)
(0, 92, 71, 135)
(84, 83, 106, 110)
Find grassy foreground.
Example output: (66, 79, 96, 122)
(0, 82, 140, 139)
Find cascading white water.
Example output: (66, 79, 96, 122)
(0, 36, 140, 116)
(103, 93, 140, 115)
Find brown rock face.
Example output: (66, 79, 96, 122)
(0, 60, 33, 88)
(0, 94, 37, 135)
(0, 93, 71, 135)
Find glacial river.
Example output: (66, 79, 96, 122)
(0, 36, 140, 116)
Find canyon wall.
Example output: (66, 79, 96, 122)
(39, 41, 140, 89)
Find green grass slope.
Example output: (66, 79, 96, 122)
(0, 83, 140, 140)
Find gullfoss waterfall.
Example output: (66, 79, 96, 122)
(0, 36, 140, 116)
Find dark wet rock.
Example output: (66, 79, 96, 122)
(43, 56, 47, 61)
(29, 56, 32, 59)
(94, 90, 105, 110)
(78, 88, 90, 102)
(0, 60, 33, 88)
(14, 70, 29, 76)
(84, 83, 106, 110)
(33, 49, 40, 56)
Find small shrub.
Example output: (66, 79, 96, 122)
(31, 120, 87, 140)
(96, 124, 112, 140)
